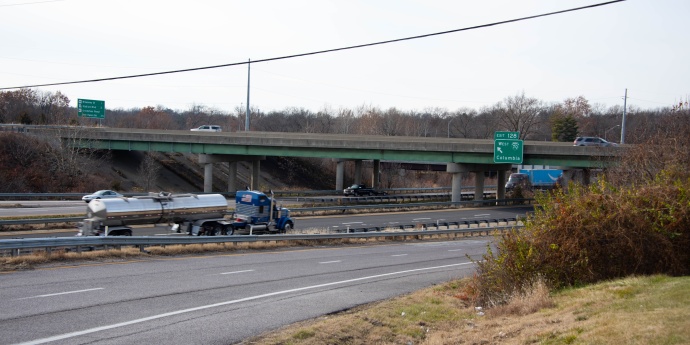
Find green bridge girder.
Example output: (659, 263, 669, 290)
(58, 127, 619, 168)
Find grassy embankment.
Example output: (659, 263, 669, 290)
(242, 274, 690, 345)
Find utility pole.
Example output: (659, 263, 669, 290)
(621, 88, 627, 144)
(245, 59, 251, 131)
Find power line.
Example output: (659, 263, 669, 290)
(0, 0, 626, 91)
(0, 0, 65, 7)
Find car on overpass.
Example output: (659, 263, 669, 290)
(190, 125, 222, 132)
(573, 136, 618, 147)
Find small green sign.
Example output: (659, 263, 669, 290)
(494, 131, 523, 164)
(78, 99, 105, 119)
(494, 131, 519, 140)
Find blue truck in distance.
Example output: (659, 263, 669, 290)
(232, 190, 294, 234)
(506, 169, 563, 191)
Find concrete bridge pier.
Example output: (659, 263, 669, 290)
(334, 159, 380, 190)
(497, 170, 507, 200)
(199, 154, 265, 193)
(335, 160, 345, 191)
(560, 168, 592, 187)
(227, 161, 237, 193)
(354, 160, 363, 184)
(251, 160, 260, 190)
(447, 163, 512, 203)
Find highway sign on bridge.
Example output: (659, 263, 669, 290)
(494, 131, 523, 164)
(78, 99, 105, 119)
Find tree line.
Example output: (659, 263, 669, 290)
(2, 88, 687, 144)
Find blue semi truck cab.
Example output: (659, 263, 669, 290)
(232, 190, 294, 234)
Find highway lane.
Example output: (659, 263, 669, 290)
(0, 201, 86, 217)
(0, 239, 488, 344)
(1, 205, 533, 238)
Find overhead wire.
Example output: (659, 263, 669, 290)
(0, 0, 626, 90)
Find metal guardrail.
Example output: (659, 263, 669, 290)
(0, 217, 82, 225)
(0, 224, 522, 257)
(290, 198, 531, 214)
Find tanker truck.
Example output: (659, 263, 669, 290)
(78, 192, 234, 236)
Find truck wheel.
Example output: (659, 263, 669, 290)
(224, 226, 235, 235)
(283, 222, 293, 233)
(368, 191, 374, 196)
(212, 225, 223, 236)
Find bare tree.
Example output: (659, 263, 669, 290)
(138, 153, 161, 191)
(475, 106, 501, 139)
(36, 90, 71, 125)
(335, 108, 356, 134)
(495, 92, 544, 140)
(448, 108, 477, 138)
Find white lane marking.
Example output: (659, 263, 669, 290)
(341, 222, 363, 225)
(15, 262, 474, 345)
(412, 218, 430, 221)
(474, 214, 490, 217)
(319, 260, 342, 264)
(448, 249, 464, 252)
(219, 270, 255, 275)
(391, 254, 408, 257)
(17, 288, 105, 300)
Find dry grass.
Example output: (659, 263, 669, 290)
(242, 275, 690, 345)
(0, 241, 322, 271)
(0, 247, 147, 271)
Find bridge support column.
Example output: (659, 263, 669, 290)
(251, 160, 260, 190)
(354, 160, 363, 185)
(335, 160, 345, 191)
(497, 169, 507, 200)
(203, 163, 213, 193)
(560, 168, 591, 188)
(227, 161, 237, 193)
(447, 163, 512, 203)
(199, 154, 265, 193)
(474, 172, 485, 202)
(372, 160, 380, 189)
(451, 171, 463, 203)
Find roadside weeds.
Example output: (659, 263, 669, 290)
(241, 275, 690, 345)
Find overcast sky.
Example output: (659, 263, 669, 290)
(1, 0, 687, 113)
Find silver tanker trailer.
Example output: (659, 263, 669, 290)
(78, 192, 234, 236)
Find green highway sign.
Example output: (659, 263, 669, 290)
(78, 99, 105, 119)
(494, 131, 519, 140)
(494, 131, 523, 164)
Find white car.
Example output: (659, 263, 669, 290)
(190, 125, 222, 132)
(82, 190, 124, 203)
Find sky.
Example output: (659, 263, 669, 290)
(1, 0, 688, 114)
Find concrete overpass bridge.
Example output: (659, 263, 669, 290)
(47, 127, 620, 201)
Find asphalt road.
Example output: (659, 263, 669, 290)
(0, 201, 87, 217)
(1, 239, 488, 345)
